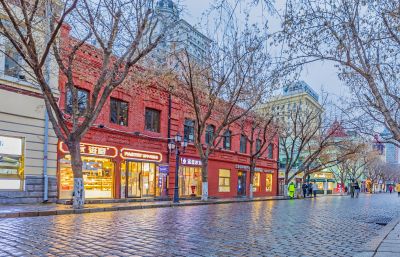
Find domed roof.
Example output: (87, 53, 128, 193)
(157, 0, 174, 9)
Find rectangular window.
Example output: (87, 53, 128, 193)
(240, 135, 247, 153)
(65, 88, 89, 115)
(223, 130, 231, 150)
(266, 174, 273, 192)
(253, 172, 260, 192)
(145, 108, 161, 132)
(256, 139, 261, 152)
(267, 144, 273, 159)
(110, 98, 128, 126)
(218, 169, 230, 192)
(205, 125, 215, 145)
(184, 119, 194, 142)
(0, 136, 24, 191)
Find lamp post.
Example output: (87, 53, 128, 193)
(168, 132, 188, 203)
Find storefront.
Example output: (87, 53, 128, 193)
(0, 136, 25, 191)
(179, 157, 202, 197)
(235, 164, 275, 196)
(58, 142, 118, 199)
(120, 148, 163, 198)
(310, 172, 336, 194)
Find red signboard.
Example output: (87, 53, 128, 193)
(59, 142, 118, 158)
(120, 148, 162, 162)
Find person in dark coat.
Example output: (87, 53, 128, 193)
(302, 183, 308, 198)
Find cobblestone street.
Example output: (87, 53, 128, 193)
(1, 194, 400, 257)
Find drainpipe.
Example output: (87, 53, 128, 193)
(276, 139, 280, 196)
(164, 89, 172, 197)
(43, 111, 49, 202)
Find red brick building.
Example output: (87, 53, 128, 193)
(56, 27, 279, 201)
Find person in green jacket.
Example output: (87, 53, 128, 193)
(288, 182, 295, 198)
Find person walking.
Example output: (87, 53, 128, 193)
(312, 183, 318, 198)
(396, 183, 400, 197)
(288, 182, 295, 199)
(302, 183, 308, 198)
(350, 181, 355, 198)
(389, 184, 393, 194)
(308, 183, 313, 197)
(354, 181, 360, 198)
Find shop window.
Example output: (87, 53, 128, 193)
(184, 119, 194, 142)
(0, 136, 24, 191)
(218, 169, 230, 192)
(267, 144, 273, 159)
(205, 124, 215, 145)
(253, 172, 260, 192)
(256, 139, 261, 152)
(179, 166, 201, 196)
(266, 173, 273, 192)
(223, 130, 231, 150)
(110, 98, 128, 126)
(65, 88, 89, 115)
(240, 134, 247, 153)
(59, 156, 114, 199)
(145, 108, 161, 132)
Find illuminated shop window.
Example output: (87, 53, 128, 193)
(266, 174, 272, 192)
(0, 136, 24, 191)
(218, 169, 230, 192)
(253, 172, 260, 192)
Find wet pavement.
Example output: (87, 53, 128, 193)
(1, 194, 400, 257)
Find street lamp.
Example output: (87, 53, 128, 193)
(168, 132, 188, 203)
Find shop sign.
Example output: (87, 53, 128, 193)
(235, 164, 266, 172)
(158, 165, 169, 174)
(59, 142, 118, 158)
(120, 148, 162, 162)
(181, 157, 202, 166)
(0, 136, 22, 156)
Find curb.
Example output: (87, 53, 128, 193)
(0, 196, 289, 219)
(354, 217, 400, 257)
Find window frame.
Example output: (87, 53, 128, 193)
(110, 98, 129, 126)
(255, 139, 262, 152)
(252, 172, 260, 192)
(65, 87, 89, 116)
(267, 143, 274, 159)
(265, 173, 273, 192)
(145, 108, 161, 133)
(184, 119, 195, 142)
(223, 130, 231, 150)
(205, 124, 215, 145)
(218, 169, 231, 192)
(240, 134, 247, 153)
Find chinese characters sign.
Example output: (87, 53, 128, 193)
(181, 158, 202, 166)
(120, 148, 162, 162)
(59, 142, 118, 158)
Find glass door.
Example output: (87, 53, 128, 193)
(237, 171, 246, 196)
(127, 162, 141, 198)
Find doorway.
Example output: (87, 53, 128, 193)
(126, 161, 159, 198)
(237, 171, 246, 196)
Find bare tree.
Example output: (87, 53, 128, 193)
(0, 0, 168, 208)
(240, 112, 278, 199)
(282, 0, 400, 146)
(173, 2, 282, 200)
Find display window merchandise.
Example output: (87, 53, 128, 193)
(59, 156, 115, 199)
(0, 136, 24, 190)
(179, 166, 202, 197)
(265, 174, 273, 192)
(218, 169, 231, 192)
(252, 172, 260, 192)
(125, 161, 161, 198)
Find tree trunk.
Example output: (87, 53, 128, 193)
(249, 184, 254, 199)
(68, 140, 85, 209)
(201, 159, 208, 201)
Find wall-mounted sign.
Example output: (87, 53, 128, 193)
(235, 164, 270, 173)
(158, 165, 169, 174)
(120, 148, 162, 162)
(0, 136, 23, 156)
(181, 157, 202, 166)
(59, 142, 118, 158)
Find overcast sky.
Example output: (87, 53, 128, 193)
(179, 0, 349, 101)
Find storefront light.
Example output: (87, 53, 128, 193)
(175, 133, 182, 142)
(168, 141, 176, 151)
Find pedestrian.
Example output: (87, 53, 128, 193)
(302, 183, 308, 198)
(312, 183, 318, 198)
(350, 181, 355, 198)
(288, 182, 295, 199)
(389, 184, 393, 194)
(308, 183, 313, 196)
(354, 180, 360, 198)
(396, 183, 400, 197)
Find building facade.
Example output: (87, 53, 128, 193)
(0, 41, 59, 204)
(54, 26, 279, 202)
